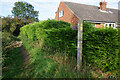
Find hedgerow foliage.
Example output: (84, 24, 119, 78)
(2, 16, 34, 57)
(83, 22, 119, 75)
(19, 20, 119, 77)
(19, 20, 86, 78)
(19, 20, 77, 57)
(2, 16, 35, 36)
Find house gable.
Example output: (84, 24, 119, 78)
(55, 1, 118, 29)
(55, 1, 79, 29)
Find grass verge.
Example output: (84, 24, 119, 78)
(2, 47, 24, 78)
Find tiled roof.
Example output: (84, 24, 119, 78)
(63, 1, 118, 22)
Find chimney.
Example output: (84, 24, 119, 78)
(99, 0, 107, 11)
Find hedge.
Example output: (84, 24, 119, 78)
(18, 20, 82, 78)
(19, 20, 119, 76)
(83, 22, 119, 75)
(19, 20, 77, 57)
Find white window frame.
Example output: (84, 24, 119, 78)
(59, 10, 64, 17)
(104, 23, 116, 29)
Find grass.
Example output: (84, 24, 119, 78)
(3, 20, 119, 78)
(2, 41, 109, 78)
(20, 41, 92, 78)
(2, 47, 24, 78)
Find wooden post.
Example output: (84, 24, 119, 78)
(77, 20, 83, 71)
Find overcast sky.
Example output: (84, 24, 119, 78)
(0, 0, 119, 20)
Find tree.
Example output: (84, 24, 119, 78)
(12, 1, 39, 22)
(2, 16, 24, 35)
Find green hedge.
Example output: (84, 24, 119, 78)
(19, 20, 88, 78)
(19, 20, 77, 57)
(83, 22, 119, 75)
(19, 20, 119, 76)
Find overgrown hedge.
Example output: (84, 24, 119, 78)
(19, 20, 77, 57)
(83, 22, 119, 75)
(19, 20, 119, 77)
(2, 16, 35, 36)
(18, 20, 84, 78)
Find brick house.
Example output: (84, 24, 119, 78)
(55, 1, 118, 30)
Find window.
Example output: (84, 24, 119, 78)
(109, 24, 111, 27)
(113, 24, 115, 27)
(59, 10, 64, 17)
(105, 24, 107, 27)
(104, 23, 116, 29)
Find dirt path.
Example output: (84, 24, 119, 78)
(10, 41, 30, 65)
(10, 41, 30, 64)
(3, 41, 30, 77)
(20, 46, 29, 64)
(20, 44, 30, 77)
(19, 43, 30, 77)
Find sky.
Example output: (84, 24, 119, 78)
(0, 0, 119, 20)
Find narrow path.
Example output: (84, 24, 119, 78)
(11, 41, 30, 68)
(3, 41, 30, 78)
(20, 46, 29, 64)
(17, 42, 30, 77)
(20, 46, 30, 77)
(11, 41, 30, 65)
(11, 41, 30, 64)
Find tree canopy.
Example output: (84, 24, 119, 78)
(12, 1, 39, 22)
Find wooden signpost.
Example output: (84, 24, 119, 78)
(77, 20, 83, 71)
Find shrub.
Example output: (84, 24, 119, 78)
(19, 20, 77, 57)
(83, 22, 119, 75)
(19, 20, 119, 77)
(2, 32, 17, 53)
(19, 20, 89, 78)
(2, 16, 35, 36)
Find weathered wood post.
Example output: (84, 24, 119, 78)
(77, 20, 83, 71)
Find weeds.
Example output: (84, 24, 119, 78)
(2, 47, 24, 78)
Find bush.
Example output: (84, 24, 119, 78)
(19, 20, 119, 77)
(19, 20, 77, 57)
(2, 32, 16, 53)
(19, 20, 91, 78)
(2, 16, 35, 36)
(83, 22, 119, 75)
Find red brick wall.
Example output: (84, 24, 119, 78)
(96, 23, 104, 28)
(55, 1, 79, 29)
